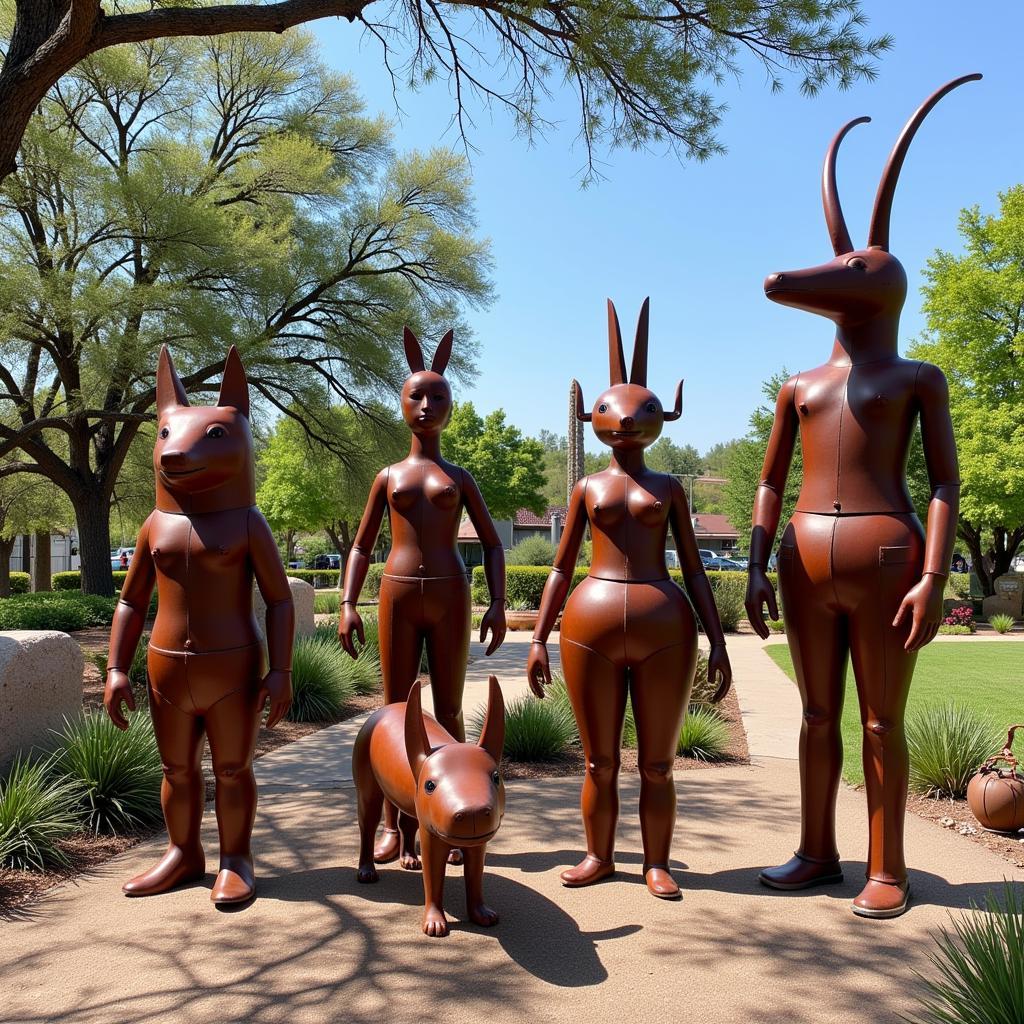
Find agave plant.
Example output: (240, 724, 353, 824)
(988, 613, 1015, 635)
(907, 703, 998, 799)
(288, 633, 358, 722)
(469, 689, 577, 762)
(0, 755, 80, 870)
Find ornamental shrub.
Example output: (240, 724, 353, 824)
(943, 604, 975, 631)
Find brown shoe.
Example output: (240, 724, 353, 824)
(560, 854, 615, 887)
(852, 879, 910, 919)
(211, 857, 256, 905)
(758, 852, 843, 891)
(644, 865, 681, 900)
(123, 846, 205, 897)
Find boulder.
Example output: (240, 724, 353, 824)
(0, 631, 83, 769)
(252, 576, 316, 646)
(983, 594, 1021, 622)
(990, 573, 1024, 618)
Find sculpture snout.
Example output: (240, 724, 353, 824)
(448, 803, 499, 840)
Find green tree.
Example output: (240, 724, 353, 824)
(0, 465, 71, 595)
(704, 438, 743, 476)
(0, 1, 892, 187)
(0, 29, 491, 594)
(910, 185, 1024, 594)
(537, 431, 568, 507)
(646, 437, 704, 476)
(443, 402, 546, 520)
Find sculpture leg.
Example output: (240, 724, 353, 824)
(398, 811, 421, 870)
(205, 670, 262, 905)
(559, 638, 627, 887)
(123, 679, 205, 896)
(847, 548, 918, 919)
(462, 844, 498, 927)
(355, 772, 384, 884)
(419, 827, 451, 937)
(376, 576, 425, 862)
(760, 541, 847, 891)
(630, 641, 695, 899)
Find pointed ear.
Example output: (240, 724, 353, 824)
(629, 298, 650, 386)
(663, 380, 684, 421)
(156, 346, 189, 415)
(431, 329, 454, 374)
(403, 327, 425, 373)
(572, 379, 591, 423)
(607, 299, 626, 386)
(217, 346, 250, 418)
(477, 675, 505, 764)
(404, 681, 432, 780)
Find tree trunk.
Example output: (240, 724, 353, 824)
(284, 529, 296, 566)
(72, 492, 115, 596)
(0, 535, 14, 597)
(32, 530, 51, 591)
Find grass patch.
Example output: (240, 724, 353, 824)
(764, 641, 1023, 786)
(677, 706, 731, 761)
(0, 756, 80, 870)
(313, 590, 341, 615)
(288, 633, 357, 722)
(51, 712, 163, 834)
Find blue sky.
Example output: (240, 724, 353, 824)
(310, 3, 1023, 454)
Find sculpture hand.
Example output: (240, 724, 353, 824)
(707, 644, 733, 703)
(259, 669, 292, 729)
(103, 669, 135, 731)
(893, 574, 945, 652)
(479, 601, 506, 656)
(337, 603, 364, 660)
(745, 568, 779, 640)
(527, 642, 551, 698)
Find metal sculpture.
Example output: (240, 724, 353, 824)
(746, 75, 979, 918)
(339, 327, 506, 866)
(354, 675, 506, 937)
(528, 299, 733, 899)
(104, 346, 294, 904)
(967, 725, 1024, 835)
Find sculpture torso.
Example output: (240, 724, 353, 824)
(146, 507, 260, 654)
(584, 468, 675, 581)
(792, 357, 921, 515)
(383, 456, 466, 578)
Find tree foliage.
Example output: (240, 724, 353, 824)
(0, 28, 491, 592)
(0, 0, 892, 186)
(646, 436, 704, 476)
(910, 185, 1024, 593)
(443, 401, 546, 519)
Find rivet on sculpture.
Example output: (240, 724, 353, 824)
(354, 675, 506, 937)
(104, 346, 295, 904)
(527, 299, 733, 900)
(745, 75, 979, 918)
(339, 327, 507, 867)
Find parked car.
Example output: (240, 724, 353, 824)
(313, 553, 341, 570)
(110, 547, 135, 571)
(706, 556, 745, 572)
(699, 549, 717, 566)
(664, 549, 680, 569)
(729, 556, 750, 569)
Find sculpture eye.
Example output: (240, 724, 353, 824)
(491, 771, 500, 785)
(598, 403, 608, 413)
(206, 426, 226, 439)
(847, 256, 868, 271)
(646, 402, 657, 413)
(159, 427, 170, 439)
(424, 780, 437, 793)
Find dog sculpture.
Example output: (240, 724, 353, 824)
(353, 675, 506, 937)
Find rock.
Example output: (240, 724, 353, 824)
(987, 574, 1024, 618)
(958, 825, 978, 836)
(940, 817, 955, 828)
(0, 631, 84, 769)
(252, 577, 315, 649)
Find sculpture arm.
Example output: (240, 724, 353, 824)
(249, 508, 295, 673)
(341, 468, 389, 606)
(461, 468, 507, 655)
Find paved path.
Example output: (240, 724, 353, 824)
(4, 631, 1021, 1024)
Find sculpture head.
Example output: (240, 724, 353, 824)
(400, 327, 453, 437)
(574, 298, 682, 452)
(764, 74, 981, 329)
(406, 675, 505, 847)
(153, 345, 255, 513)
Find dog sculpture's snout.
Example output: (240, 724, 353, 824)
(450, 804, 496, 838)
(160, 450, 189, 470)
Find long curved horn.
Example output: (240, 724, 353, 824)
(822, 116, 870, 255)
(868, 74, 982, 251)
(663, 380, 683, 421)
(572, 379, 591, 422)
(629, 298, 650, 385)
(607, 299, 626, 385)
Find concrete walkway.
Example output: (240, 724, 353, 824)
(3, 633, 1021, 1024)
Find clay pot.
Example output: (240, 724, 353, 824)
(966, 724, 1024, 834)
(505, 610, 539, 632)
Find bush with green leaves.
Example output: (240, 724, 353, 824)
(51, 712, 163, 835)
(2, 571, 30, 595)
(288, 633, 357, 722)
(364, 563, 387, 599)
(944, 573, 972, 601)
(0, 756, 80, 870)
(677, 705, 731, 761)
(0, 592, 119, 631)
(906, 882, 1024, 1024)
(988, 613, 1015, 634)
(89, 634, 150, 707)
(507, 536, 557, 566)
(768, 618, 786, 633)
(469, 690, 577, 762)
(938, 624, 974, 636)
(906, 702, 998, 799)
(53, 570, 128, 591)
(706, 571, 746, 632)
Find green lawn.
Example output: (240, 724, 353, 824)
(763, 642, 1023, 786)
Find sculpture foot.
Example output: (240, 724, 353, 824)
(644, 864, 681, 899)
(560, 855, 615, 888)
(758, 853, 843, 891)
(852, 879, 910, 919)
(357, 864, 379, 884)
(400, 851, 422, 871)
(447, 848, 463, 866)
(373, 827, 401, 864)
(422, 907, 450, 937)
(211, 857, 256, 905)
(123, 846, 205, 897)
(469, 902, 499, 927)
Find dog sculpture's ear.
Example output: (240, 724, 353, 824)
(663, 380, 684, 421)
(477, 675, 506, 764)
(431, 329, 454, 375)
(403, 327, 425, 373)
(405, 681, 432, 781)
(217, 345, 250, 418)
(157, 346, 189, 415)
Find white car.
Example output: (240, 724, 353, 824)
(111, 547, 135, 570)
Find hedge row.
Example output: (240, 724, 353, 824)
(5, 572, 30, 594)
(53, 567, 345, 592)
(53, 571, 129, 591)
(471, 566, 771, 632)
(0, 592, 120, 631)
